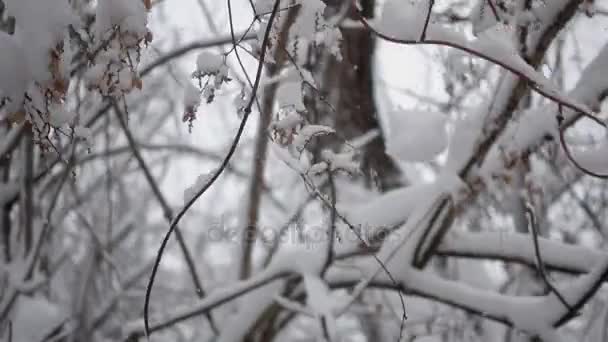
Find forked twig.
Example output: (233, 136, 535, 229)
(524, 203, 573, 311)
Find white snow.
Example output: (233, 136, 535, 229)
(321, 150, 359, 175)
(270, 111, 303, 132)
(216, 239, 329, 342)
(480, 44, 608, 179)
(184, 83, 201, 111)
(196, 51, 224, 75)
(385, 109, 448, 163)
(340, 182, 439, 230)
(184, 170, 217, 205)
(276, 81, 305, 111)
(6, 0, 77, 83)
(94, 0, 148, 39)
(438, 231, 603, 274)
(445, 109, 485, 173)
(293, 125, 335, 153)
(0, 0, 76, 111)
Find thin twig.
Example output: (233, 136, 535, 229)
(113, 102, 219, 335)
(557, 105, 608, 179)
(486, 0, 501, 22)
(524, 203, 573, 311)
(420, 0, 435, 41)
(143, 0, 282, 337)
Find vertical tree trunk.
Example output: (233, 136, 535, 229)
(240, 8, 300, 281)
(318, 0, 401, 191)
(1, 122, 13, 262)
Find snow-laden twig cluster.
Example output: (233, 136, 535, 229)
(0, 0, 151, 149)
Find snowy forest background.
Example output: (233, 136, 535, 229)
(2, 0, 608, 341)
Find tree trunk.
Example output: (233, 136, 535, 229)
(313, 0, 402, 191)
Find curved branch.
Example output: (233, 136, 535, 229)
(352, 1, 597, 120)
(143, 0, 282, 336)
(113, 103, 218, 334)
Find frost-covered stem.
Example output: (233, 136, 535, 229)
(322, 172, 337, 276)
(239, 97, 273, 280)
(143, 0, 282, 336)
(20, 125, 34, 255)
(113, 103, 218, 334)
(0, 123, 21, 261)
(524, 204, 572, 310)
(240, 1, 298, 281)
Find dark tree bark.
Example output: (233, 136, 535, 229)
(313, 0, 402, 191)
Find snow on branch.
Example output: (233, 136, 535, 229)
(358, 0, 600, 121)
(438, 231, 605, 275)
(0, 0, 151, 150)
(481, 43, 608, 181)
